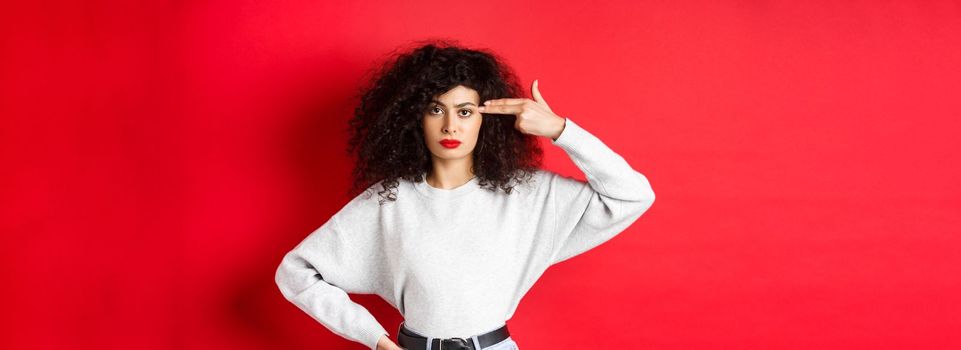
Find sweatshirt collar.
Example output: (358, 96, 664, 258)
(413, 175, 481, 199)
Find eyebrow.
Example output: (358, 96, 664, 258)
(431, 100, 477, 108)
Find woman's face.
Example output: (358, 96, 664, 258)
(422, 85, 483, 163)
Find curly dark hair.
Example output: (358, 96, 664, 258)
(344, 39, 544, 204)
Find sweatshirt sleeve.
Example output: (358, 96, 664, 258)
(545, 117, 656, 265)
(274, 208, 389, 350)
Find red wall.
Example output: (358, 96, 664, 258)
(2, 1, 959, 349)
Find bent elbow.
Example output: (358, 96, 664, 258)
(642, 186, 655, 208)
(623, 171, 656, 203)
(274, 262, 291, 301)
(274, 253, 301, 302)
(627, 187, 655, 220)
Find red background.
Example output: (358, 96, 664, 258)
(2, 1, 960, 349)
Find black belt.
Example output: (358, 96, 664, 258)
(397, 322, 510, 350)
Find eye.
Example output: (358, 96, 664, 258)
(430, 106, 443, 115)
(459, 109, 473, 117)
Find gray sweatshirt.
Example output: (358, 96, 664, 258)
(274, 117, 656, 349)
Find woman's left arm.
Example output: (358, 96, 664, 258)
(480, 80, 656, 265)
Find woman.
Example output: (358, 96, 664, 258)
(274, 40, 656, 350)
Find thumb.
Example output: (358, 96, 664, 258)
(531, 79, 551, 109)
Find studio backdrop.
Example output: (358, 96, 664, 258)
(1, 1, 959, 349)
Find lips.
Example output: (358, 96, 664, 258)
(439, 139, 461, 148)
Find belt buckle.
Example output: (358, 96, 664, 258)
(439, 337, 470, 350)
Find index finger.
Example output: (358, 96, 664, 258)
(478, 104, 524, 115)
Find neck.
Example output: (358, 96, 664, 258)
(426, 156, 475, 189)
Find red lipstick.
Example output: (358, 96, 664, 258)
(439, 139, 461, 148)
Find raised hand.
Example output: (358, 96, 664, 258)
(478, 79, 567, 141)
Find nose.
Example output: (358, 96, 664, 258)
(442, 115, 457, 135)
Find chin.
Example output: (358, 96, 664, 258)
(432, 149, 471, 160)
(435, 153, 464, 160)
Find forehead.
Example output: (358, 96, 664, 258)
(432, 85, 479, 103)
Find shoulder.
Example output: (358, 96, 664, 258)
(503, 168, 575, 198)
(331, 179, 394, 225)
(532, 168, 554, 186)
(534, 168, 582, 185)
(532, 168, 589, 195)
(494, 168, 554, 197)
